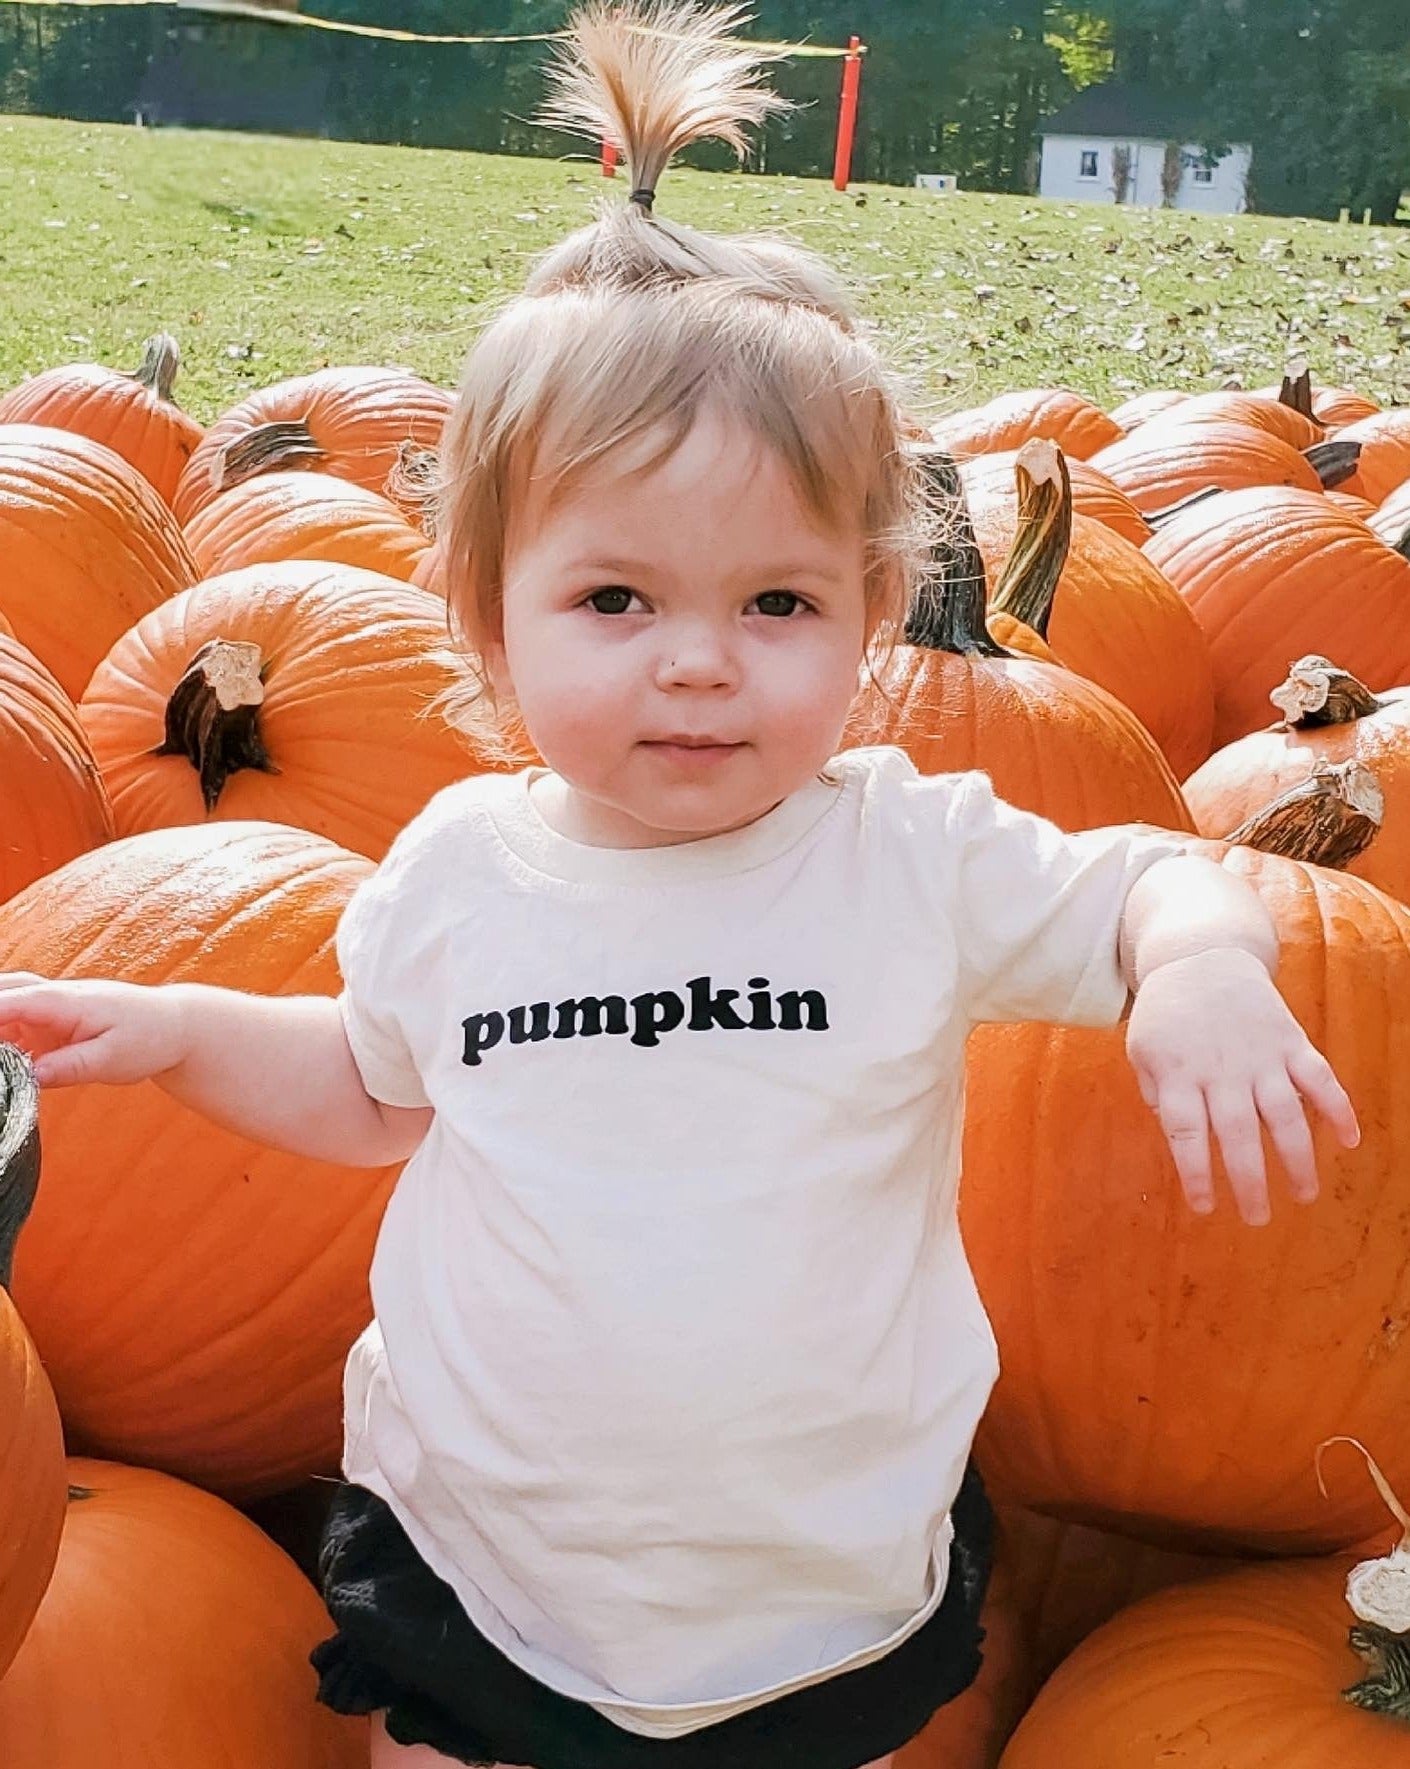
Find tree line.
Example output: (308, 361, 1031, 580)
(1, 1, 1406, 221)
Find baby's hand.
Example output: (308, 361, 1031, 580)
(0, 971, 188, 1088)
(1126, 947, 1360, 1226)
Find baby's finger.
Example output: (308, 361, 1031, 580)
(32, 1033, 112, 1089)
(1288, 1042, 1360, 1149)
(0, 989, 74, 1039)
(0, 972, 47, 992)
(1206, 1083, 1271, 1228)
(1253, 1073, 1318, 1205)
(1156, 1084, 1214, 1215)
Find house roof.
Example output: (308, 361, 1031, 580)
(1041, 83, 1230, 144)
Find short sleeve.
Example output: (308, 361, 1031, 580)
(335, 862, 432, 1111)
(946, 773, 1186, 1027)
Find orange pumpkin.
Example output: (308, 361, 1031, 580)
(1327, 489, 1379, 520)
(0, 426, 197, 701)
(1321, 410, 1410, 504)
(963, 841, 1410, 1552)
(173, 365, 453, 527)
(1160, 389, 1323, 449)
(1107, 389, 1190, 432)
(0, 1459, 367, 1768)
(0, 334, 204, 508)
(0, 823, 399, 1497)
(931, 388, 1122, 462)
(1368, 480, 1410, 550)
(184, 470, 431, 582)
(0, 1048, 65, 1681)
(970, 451, 1215, 779)
(1185, 658, 1410, 904)
(411, 540, 445, 595)
(79, 561, 482, 862)
(1144, 485, 1410, 750)
(959, 449, 1153, 548)
(1314, 388, 1383, 429)
(0, 635, 113, 903)
(1090, 418, 1325, 516)
(998, 1553, 1409, 1767)
(898, 1506, 1219, 1769)
(845, 449, 1191, 834)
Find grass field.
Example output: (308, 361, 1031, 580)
(3, 111, 1409, 423)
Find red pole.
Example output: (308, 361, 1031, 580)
(833, 36, 863, 192)
(602, 139, 618, 177)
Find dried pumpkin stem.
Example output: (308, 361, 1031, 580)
(128, 332, 182, 403)
(1345, 1626, 1410, 1722)
(385, 441, 443, 539)
(152, 637, 280, 811)
(1223, 760, 1384, 870)
(987, 438, 1072, 640)
(1146, 485, 1225, 527)
(903, 447, 1006, 657)
(213, 420, 326, 493)
(1277, 363, 1316, 420)
(1304, 439, 1363, 491)
(0, 1045, 41, 1292)
(1271, 656, 1382, 727)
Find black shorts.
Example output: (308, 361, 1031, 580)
(310, 1463, 993, 1769)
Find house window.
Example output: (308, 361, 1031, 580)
(1079, 150, 1099, 179)
(1192, 163, 1214, 184)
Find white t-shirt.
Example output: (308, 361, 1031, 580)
(335, 745, 1180, 1740)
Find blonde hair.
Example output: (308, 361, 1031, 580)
(424, 1, 940, 766)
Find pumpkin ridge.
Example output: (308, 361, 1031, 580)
(0, 449, 190, 586)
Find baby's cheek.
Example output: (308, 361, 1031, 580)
(521, 670, 639, 782)
(759, 647, 861, 748)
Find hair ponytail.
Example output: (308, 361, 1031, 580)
(539, 1, 787, 208)
(526, 2, 855, 324)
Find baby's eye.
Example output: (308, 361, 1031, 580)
(586, 587, 637, 615)
(755, 590, 807, 618)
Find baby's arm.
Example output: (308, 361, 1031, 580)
(1120, 856, 1359, 1224)
(0, 973, 428, 1167)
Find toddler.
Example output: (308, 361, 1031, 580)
(0, 5, 1358, 1767)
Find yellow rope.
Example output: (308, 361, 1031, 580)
(0, 0, 865, 54)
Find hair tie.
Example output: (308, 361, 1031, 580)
(628, 187, 657, 213)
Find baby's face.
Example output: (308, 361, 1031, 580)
(486, 411, 869, 847)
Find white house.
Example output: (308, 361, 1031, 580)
(1038, 84, 1251, 214)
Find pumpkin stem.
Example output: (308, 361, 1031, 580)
(1317, 1437, 1410, 1641)
(128, 333, 182, 404)
(1271, 656, 1382, 728)
(213, 421, 326, 494)
(0, 1045, 41, 1292)
(1223, 760, 1384, 870)
(385, 441, 442, 539)
(1344, 1626, 1410, 1723)
(1277, 363, 1316, 420)
(151, 637, 281, 811)
(1304, 439, 1363, 491)
(902, 448, 1006, 656)
(1145, 485, 1224, 528)
(987, 439, 1072, 640)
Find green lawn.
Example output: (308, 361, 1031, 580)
(2, 111, 1408, 423)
